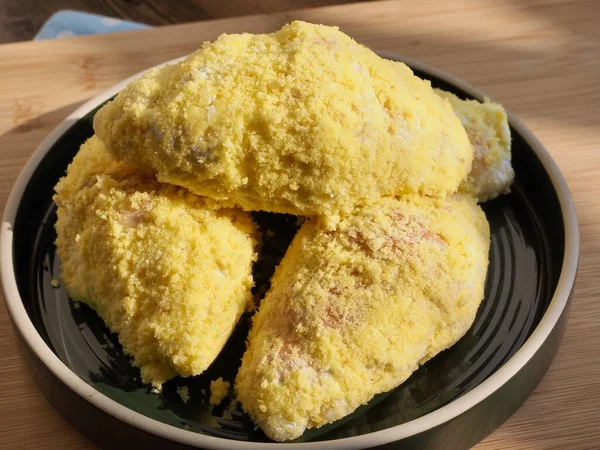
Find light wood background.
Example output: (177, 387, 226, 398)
(0, 0, 599, 448)
(0, 0, 370, 43)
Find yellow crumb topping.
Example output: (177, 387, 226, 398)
(54, 136, 259, 391)
(435, 89, 514, 202)
(94, 21, 473, 216)
(236, 195, 490, 441)
(210, 377, 230, 406)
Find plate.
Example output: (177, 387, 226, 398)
(0, 56, 579, 450)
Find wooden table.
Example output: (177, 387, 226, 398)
(0, 0, 599, 448)
(0, 0, 367, 43)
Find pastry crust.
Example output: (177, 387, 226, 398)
(54, 136, 259, 390)
(236, 195, 490, 441)
(94, 21, 473, 215)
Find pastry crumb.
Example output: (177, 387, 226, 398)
(177, 385, 190, 404)
(209, 377, 230, 406)
(50, 278, 60, 288)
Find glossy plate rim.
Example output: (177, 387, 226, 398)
(0, 54, 579, 450)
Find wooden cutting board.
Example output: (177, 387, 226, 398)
(0, 0, 599, 448)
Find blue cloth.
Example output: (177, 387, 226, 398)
(35, 10, 149, 40)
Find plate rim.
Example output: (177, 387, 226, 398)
(0, 54, 579, 450)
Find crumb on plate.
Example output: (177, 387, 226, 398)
(210, 377, 230, 406)
(177, 385, 190, 404)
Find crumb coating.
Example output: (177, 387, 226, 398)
(94, 21, 473, 215)
(435, 89, 514, 202)
(54, 136, 259, 390)
(235, 195, 490, 441)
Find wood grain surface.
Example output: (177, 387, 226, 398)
(0, 0, 599, 449)
(0, 0, 368, 43)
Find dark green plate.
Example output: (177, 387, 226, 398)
(1, 57, 578, 450)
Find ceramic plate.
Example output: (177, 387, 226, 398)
(0, 56, 578, 450)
